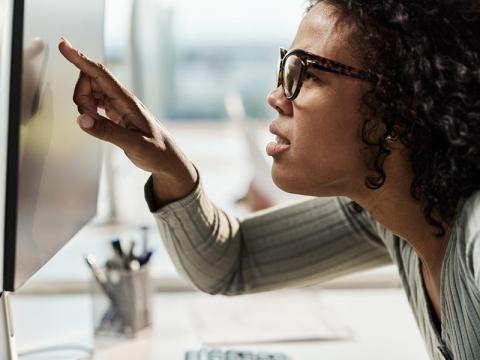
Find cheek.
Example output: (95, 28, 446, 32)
(293, 122, 360, 178)
(295, 96, 362, 166)
(272, 94, 366, 194)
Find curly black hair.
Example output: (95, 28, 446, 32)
(307, 0, 480, 237)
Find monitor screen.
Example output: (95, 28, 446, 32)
(3, 0, 105, 291)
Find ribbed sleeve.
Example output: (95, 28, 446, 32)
(144, 170, 392, 295)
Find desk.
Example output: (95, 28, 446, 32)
(13, 288, 429, 360)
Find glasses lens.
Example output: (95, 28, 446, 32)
(283, 54, 303, 99)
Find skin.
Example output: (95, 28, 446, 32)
(58, 2, 452, 325)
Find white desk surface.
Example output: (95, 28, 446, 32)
(12, 288, 429, 360)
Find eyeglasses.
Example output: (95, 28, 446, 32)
(276, 47, 378, 101)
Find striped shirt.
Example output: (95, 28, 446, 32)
(144, 171, 480, 360)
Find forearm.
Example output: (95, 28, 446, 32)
(146, 173, 243, 294)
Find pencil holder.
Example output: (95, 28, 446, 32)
(91, 265, 153, 338)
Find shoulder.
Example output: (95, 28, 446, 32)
(457, 189, 480, 245)
(456, 190, 480, 288)
(335, 197, 389, 249)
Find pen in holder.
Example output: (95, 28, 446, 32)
(86, 236, 154, 339)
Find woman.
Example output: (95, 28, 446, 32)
(59, 0, 480, 359)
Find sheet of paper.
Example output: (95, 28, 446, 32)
(189, 290, 353, 345)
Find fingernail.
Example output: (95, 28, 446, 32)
(60, 37, 72, 47)
(77, 114, 95, 129)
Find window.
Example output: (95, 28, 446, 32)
(122, 0, 305, 120)
(26, 0, 397, 291)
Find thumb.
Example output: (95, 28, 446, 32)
(77, 113, 140, 151)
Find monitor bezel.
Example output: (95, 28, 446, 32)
(0, 0, 13, 292)
(0, 0, 16, 292)
(2, 0, 24, 292)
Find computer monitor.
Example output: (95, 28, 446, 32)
(0, 0, 104, 358)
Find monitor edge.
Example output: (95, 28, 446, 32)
(0, 0, 15, 292)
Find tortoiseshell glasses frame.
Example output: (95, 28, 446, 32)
(277, 47, 379, 101)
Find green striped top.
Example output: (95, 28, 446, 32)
(145, 171, 480, 360)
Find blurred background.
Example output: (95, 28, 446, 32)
(20, 0, 396, 294)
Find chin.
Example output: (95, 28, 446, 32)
(271, 164, 346, 197)
(271, 166, 311, 196)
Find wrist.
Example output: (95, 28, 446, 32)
(151, 163, 198, 207)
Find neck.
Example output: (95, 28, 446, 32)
(349, 146, 453, 279)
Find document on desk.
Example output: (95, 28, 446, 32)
(189, 290, 353, 345)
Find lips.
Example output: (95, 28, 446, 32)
(269, 123, 290, 144)
(267, 122, 291, 157)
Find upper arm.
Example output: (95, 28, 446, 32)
(460, 190, 480, 289)
(470, 234, 480, 289)
(234, 195, 391, 294)
(465, 220, 480, 290)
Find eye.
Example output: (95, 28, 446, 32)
(304, 71, 322, 83)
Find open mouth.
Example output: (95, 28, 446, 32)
(267, 123, 291, 156)
(275, 135, 291, 145)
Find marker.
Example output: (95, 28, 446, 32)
(111, 237, 125, 259)
(139, 250, 154, 267)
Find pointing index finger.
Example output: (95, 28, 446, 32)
(58, 37, 151, 133)
(58, 38, 126, 102)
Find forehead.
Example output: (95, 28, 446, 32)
(291, 2, 359, 67)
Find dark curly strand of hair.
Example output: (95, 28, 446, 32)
(308, 0, 480, 237)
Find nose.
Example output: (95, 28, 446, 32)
(267, 86, 293, 116)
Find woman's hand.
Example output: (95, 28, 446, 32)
(58, 38, 198, 206)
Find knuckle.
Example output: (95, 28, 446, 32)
(96, 62, 107, 72)
(97, 63, 113, 79)
(76, 50, 88, 64)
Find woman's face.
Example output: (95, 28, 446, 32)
(267, 3, 372, 198)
